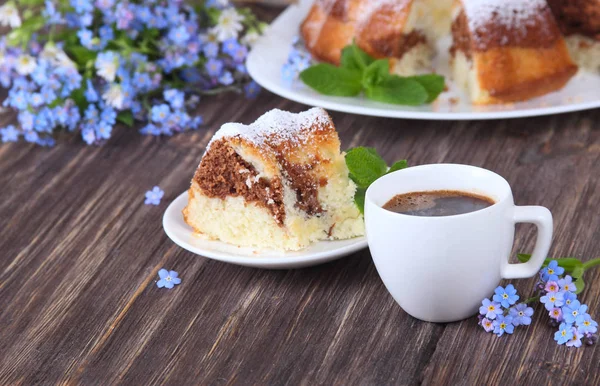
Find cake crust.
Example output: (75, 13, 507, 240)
(300, 0, 445, 75)
(547, 0, 600, 71)
(450, 0, 578, 104)
(472, 43, 578, 103)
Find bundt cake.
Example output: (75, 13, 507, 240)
(548, 0, 600, 71)
(301, 0, 582, 104)
(300, 0, 452, 76)
(183, 108, 364, 251)
(450, 0, 578, 104)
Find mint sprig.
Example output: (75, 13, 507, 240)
(345, 147, 408, 213)
(340, 44, 374, 72)
(300, 43, 444, 105)
(299, 64, 362, 97)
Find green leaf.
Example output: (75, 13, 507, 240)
(362, 59, 389, 89)
(117, 111, 134, 127)
(340, 43, 374, 72)
(19, 0, 44, 6)
(387, 160, 408, 174)
(70, 87, 87, 111)
(20, 16, 45, 31)
(550, 258, 584, 272)
(408, 74, 445, 103)
(519, 255, 584, 271)
(299, 64, 362, 97)
(574, 277, 585, 295)
(345, 147, 388, 188)
(205, 7, 221, 25)
(6, 30, 22, 47)
(354, 187, 366, 214)
(67, 46, 97, 67)
(571, 265, 585, 279)
(142, 28, 160, 39)
(365, 75, 428, 106)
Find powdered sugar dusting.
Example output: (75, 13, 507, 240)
(356, 0, 411, 29)
(359, 0, 409, 17)
(463, 0, 547, 32)
(209, 107, 332, 148)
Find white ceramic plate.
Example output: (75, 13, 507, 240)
(246, 0, 600, 120)
(162, 192, 368, 269)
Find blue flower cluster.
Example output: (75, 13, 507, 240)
(0, 40, 82, 146)
(537, 261, 598, 347)
(479, 284, 534, 337)
(0, 0, 264, 146)
(281, 36, 312, 84)
(478, 260, 598, 347)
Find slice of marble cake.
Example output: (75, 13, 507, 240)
(183, 108, 364, 251)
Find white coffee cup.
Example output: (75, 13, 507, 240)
(365, 164, 553, 323)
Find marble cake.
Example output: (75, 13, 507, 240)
(183, 108, 364, 251)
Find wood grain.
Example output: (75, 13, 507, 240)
(2, 10, 600, 386)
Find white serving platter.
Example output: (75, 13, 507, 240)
(246, 0, 600, 120)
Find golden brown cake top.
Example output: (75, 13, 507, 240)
(300, 0, 416, 64)
(460, 0, 562, 51)
(547, 0, 600, 40)
(209, 107, 339, 159)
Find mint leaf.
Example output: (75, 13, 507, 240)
(340, 44, 374, 72)
(388, 160, 408, 174)
(345, 147, 409, 213)
(354, 187, 366, 214)
(301, 43, 444, 106)
(409, 74, 445, 103)
(345, 147, 387, 188)
(300, 64, 362, 96)
(117, 111, 134, 127)
(365, 76, 428, 106)
(362, 59, 389, 89)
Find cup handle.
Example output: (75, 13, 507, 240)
(502, 206, 553, 279)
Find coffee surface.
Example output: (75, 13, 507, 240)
(383, 190, 495, 217)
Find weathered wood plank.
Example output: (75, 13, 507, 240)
(1, 21, 600, 384)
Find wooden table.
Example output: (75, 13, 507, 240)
(2, 9, 600, 386)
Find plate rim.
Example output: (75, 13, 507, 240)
(162, 191, 368, 267)
(246, 1, 600, 121)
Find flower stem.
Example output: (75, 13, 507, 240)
(583, 258, 600, 270)
(200, 85, 241, 95)
(524, 295, 540, 305)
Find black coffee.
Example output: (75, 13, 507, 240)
(383, 190, 495, 217)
